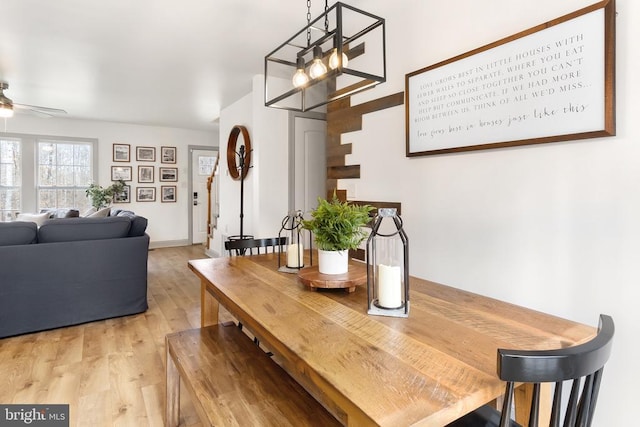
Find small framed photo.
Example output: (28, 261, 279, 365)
(113, 143, 130, 162)
(161, 185, 177, 203)
(111, 166, 132, 181)
(138, 165, 154, 183)
(136, 187, 156, 202)
(161, 146, 177, 164)
(159, 167, 178, 182)
(136, 146, 156, 162)
(114, 185, 131, 203)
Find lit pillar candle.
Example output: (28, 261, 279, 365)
(287, 243, 304, 268)
(377, 264, 402, 308)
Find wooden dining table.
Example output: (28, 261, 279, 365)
(188, 253, 595, 426)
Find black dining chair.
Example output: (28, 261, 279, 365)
(447, 314, 614, 427)
(224, 236, 287, 350)
(225, 237, 287, 256)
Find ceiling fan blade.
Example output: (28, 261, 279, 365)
(14, 103, 67, 115)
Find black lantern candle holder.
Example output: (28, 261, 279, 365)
(278, 210, 312, 273)
(366, 208, 409, 317)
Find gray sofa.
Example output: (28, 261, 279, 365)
(0, 211, 149, 338)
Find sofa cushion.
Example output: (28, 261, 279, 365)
(17, 212, 50, 227)
(116, 211, 148, 237)
(38, 217, 132, 243)
(0, 221, 38, 246)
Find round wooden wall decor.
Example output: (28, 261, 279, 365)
(226, 125, 252, 181)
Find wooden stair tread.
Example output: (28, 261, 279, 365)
(165, 324, 340, 426)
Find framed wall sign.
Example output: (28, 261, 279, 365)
(136, 187, 156, 202)
(161, 185, 177, 202)
(161, 146, 177, 164)
(113, 143, 130, 162)
(111, 166, 132, 181)
(136, 146, 156, 162)
(114, 185, 131, 203)
(405, 0, 615, 156)
(138, 165, 154, 183)
(159, 167, 178, 182)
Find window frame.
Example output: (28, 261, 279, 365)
(0, 136, 22, 221)
(0, 132, 98, 217)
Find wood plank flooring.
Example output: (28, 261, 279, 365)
(0, 245, 219, 427)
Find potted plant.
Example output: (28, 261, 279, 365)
(85, 180, 126, 209)
(302, 195, 373, 274)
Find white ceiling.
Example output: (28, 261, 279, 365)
(1, 0, 357, 131)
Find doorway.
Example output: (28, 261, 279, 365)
(290, 115, 327, 214)
(289, 113, 326, 248)
(188, 146, 218, 246)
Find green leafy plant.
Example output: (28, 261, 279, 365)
(301, 195, 373, 251)
(85, 180, 126, 209)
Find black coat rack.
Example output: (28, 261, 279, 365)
(226, 125, 253, 241)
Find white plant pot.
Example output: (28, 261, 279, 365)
(318, 249, 349, 275)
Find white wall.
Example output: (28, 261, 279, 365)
(3, 115, 216, 246)
(250, 75, 290, 237)
(213, 76, 289, 256)
(336, 0, 636, 424)
(215, 92, 254, 254)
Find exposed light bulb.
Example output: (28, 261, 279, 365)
(329, 48, 349, 69)
(309, 46, 327, 79)
(292, 69, 310, 88)
(292, 57, 310, 88)
(309, 59, 327, 79)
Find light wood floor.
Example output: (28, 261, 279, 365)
(0, 245, 217, 427)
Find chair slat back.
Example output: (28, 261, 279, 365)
(225, 237, 287, 256)
(497, 314, 614, 427)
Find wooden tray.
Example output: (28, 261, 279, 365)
(298, 263, 367, 293)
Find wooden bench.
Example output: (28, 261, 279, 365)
(165, 323, 341, 426)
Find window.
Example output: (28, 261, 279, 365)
(37, 140, 93, 212)
(0, 133, 97, 221)
(0, 137, 21, 221)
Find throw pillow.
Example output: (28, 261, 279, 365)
(87, 207, 111, 218)
(81, 207, 97, 217)
(16, 212, 50, 227)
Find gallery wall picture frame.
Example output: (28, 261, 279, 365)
(161, 146, 177, 164)
(159, 167, 178, 182)
(138, 165, 154, 183)
(114, 185, 131, 203)
(136, 146, 156, 162)
(405, 0, 615, 156)
(136, 187, 156, 202)
(161, 185, 177, 203)
(113, 143, 130, 162)
(111, 166, 133, 181)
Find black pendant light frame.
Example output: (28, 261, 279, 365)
(264, 2, 386, 112)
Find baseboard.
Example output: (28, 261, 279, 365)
(149, 239, 191, 249)
(205, 248, 221, 258)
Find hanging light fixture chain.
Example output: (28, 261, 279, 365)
(306, 0, 312, 47)
(324, 0, 329, 32)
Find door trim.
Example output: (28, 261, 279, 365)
(288, 111, 325, 214)
(188, 145, 218, 245)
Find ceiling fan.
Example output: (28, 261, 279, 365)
(0, 82, 67, 118)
